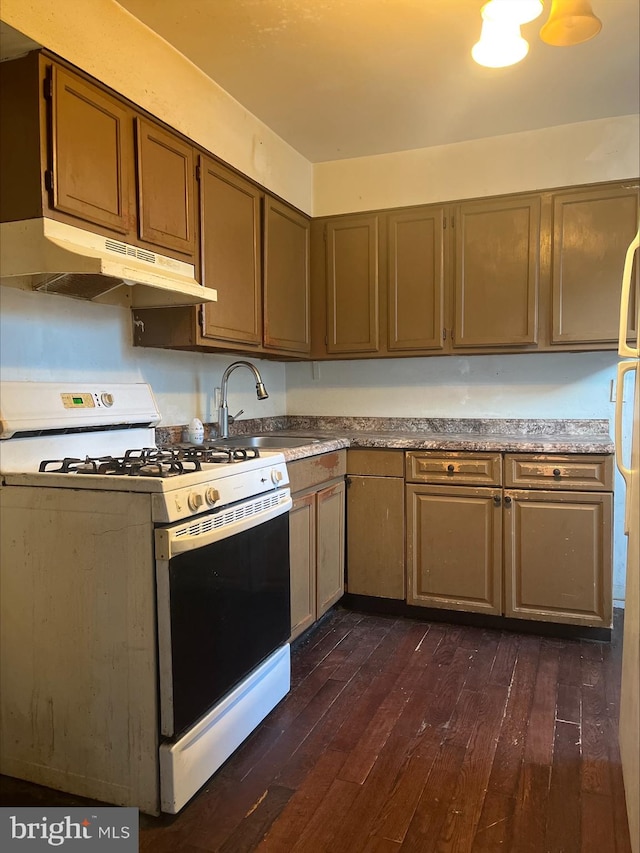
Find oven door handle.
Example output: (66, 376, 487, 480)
(155, 491, 292, 559)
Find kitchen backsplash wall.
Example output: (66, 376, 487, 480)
(0, 287, 287, 427)
(285, 353, 620, 419)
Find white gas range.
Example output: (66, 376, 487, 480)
(0, 381, 292, 814)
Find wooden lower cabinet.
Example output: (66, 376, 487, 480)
(288, 451, 346, 641)
(504, 489, 612, 627)
(289, 491, 316, 639)
(406, 484, 503, 614)
(316, 481, 346, 616)
(346, 450, 405, 599)
(405, 451, 614, 628)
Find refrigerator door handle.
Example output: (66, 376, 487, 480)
(618, 229, 639, 358)
(615, 359, 637, 535)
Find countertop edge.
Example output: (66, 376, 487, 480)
(279, 433, 614, 462)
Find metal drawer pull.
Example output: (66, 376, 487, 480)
(493, 495, 501, 506)
(447, 464, 455, 473)
(553, 468, 561, 478)
(504, 495, 512, 506)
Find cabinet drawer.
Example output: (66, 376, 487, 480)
(406, 452, 502, 486)
(347, 449, 405, 477)
(504, 454, 613, 491)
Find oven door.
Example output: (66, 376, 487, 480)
(155, 489, 291, 739)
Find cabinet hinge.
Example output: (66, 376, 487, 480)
(195, 164, 201, 182)
(199, 304, 206, 335)
(43, 71, 53, 100)
(324, 335, 328, 346)
(451, 215, 455, 228)
(443, 329, 447, 341)
(443, 218, 447, 230)
(44, 170, 54, 192)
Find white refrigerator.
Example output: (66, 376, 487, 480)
(617, 228, 640, 853)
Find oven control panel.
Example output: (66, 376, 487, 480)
(151, 459, 290, 524)
(61, 392, 115, 408)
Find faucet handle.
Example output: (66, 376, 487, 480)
(229, 409, 244, 424)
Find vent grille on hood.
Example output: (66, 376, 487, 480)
(34, 272, 124, 300)
(0, 218, 217, 308)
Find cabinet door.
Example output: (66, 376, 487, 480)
(49, 65, 132, 234)
(406, 484, 502, 614)
(326, 215, 379, 353)
(135, 117, 195, 257)
(454, 196, 540, 347)
(347, 475, 405, 599)
(289, 491, 317, 641)
(263, 197, 310, 353)
(387, 206, 446, 351)
(198, 157, 262, 345)
(316, 480, 346, 616)
(551, 186, 639, 345)
(504, 489, 613, 627)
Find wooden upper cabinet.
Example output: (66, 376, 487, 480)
(453, 195, 540, 348)
(263, 197, 310, 354)
(198, 156, 262, 346)
(135, 117, 195, 258)
(551, 186, 639, 345)
(49, 65, 133, 234)
(326, 215, 379, 353)
(387, 206, 446, 351)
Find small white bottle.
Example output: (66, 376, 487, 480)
(188, 417, 205, 445)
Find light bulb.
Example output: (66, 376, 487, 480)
(472, 19, 530, 68)
(482, 0, 544, 25)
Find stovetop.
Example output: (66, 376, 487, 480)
(0, 382, 290, 524)
(2, 443, 290, 525)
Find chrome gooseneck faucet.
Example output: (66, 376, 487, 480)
(217, 360, 268, 439)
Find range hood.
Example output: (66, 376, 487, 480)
(0, 218, 217, 308)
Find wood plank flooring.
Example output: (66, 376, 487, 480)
(1, 607, 631, 852)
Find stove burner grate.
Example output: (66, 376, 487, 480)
(173, 444, 261, 464)
(38, 444, 262, 477)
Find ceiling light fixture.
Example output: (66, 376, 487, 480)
(539, 0, 602, 46)
(472, 0, 602, 68)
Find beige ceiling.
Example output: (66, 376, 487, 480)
(115, 0, 639, 162)
(14, 1, 640, 164)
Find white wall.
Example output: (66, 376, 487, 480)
(0, 287, 286, 427)
(286, 352, 618, 418)
(314, 115, 640, 216)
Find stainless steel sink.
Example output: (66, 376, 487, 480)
(216, 435, 321, 449)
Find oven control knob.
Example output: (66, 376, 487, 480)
(188, 491, 204, 511)
(205, 487, 220, 506)
(271, 468, 283, 485)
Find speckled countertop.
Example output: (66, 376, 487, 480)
(156, 416, 614, 461)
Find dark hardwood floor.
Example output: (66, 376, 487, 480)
(1, 607, 631, 852)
